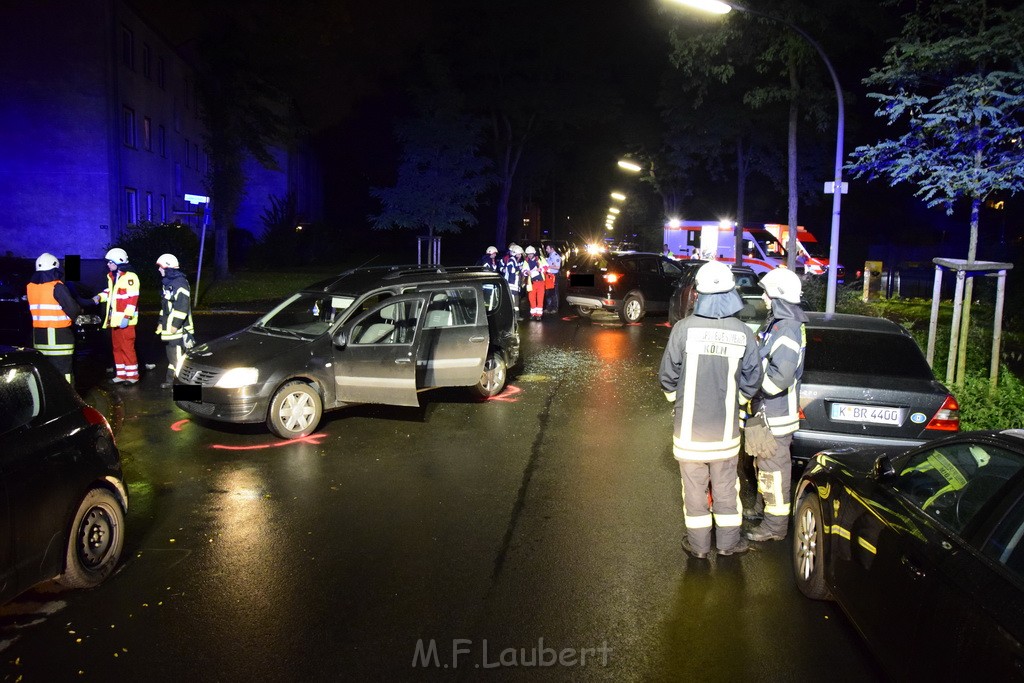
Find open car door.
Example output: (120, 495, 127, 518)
(415, 287, 488, 388)
(333, 294, 425, 407)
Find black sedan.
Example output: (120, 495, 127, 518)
(794, 312, 959, 460)
(667, 261, 765, 329)
(565, 250, 689, 323)
(0, 346, 127, 603)
(792, 430, 1024, 680)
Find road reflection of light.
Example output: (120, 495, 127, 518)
(206, 467, 290, 637)
(593, 328, 631, 362)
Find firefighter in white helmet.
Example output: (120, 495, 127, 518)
(745, 266, 807, 542)
(155, 253, 195, 389)
(478, 246, 500, 272)
(26, 253, 82, 383)
(659, 260, 762, 559)
(523, 245, 547, 320)
(93, 247, 141, 384)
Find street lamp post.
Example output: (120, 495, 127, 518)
(671, 0, 845, 313)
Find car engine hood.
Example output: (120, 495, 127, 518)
(188, 328, 314, 367)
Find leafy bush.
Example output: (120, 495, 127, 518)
(110, 220, 200, 303)
(955, 369, 1024, 431)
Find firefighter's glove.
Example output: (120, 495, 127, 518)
(119, 317, 129, 329)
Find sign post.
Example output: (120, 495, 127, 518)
(184, 194, 210, 304)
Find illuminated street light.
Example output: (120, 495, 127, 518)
(609, 207, 620, 214)
(672, 0, 845, 313)
(610, 192, 627, 201)
(617, 159, 643, 173)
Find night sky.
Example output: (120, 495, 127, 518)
(127, 0, 1019, 268)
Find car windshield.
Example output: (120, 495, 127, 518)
(805, 329, 934, 378)
(254, 292, 355, 338)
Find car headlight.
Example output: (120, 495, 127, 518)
(215, 367, 259, 388)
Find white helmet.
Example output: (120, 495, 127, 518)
(156, 253, 180, 269)
(486, 246, 498, 255)
(511, 245, 524, 256)
(105, 247, 129, 264)
(760, 267, 802, 304)
(35, 252, 59, 272)
(695, 261, 735, 294)
(525, 245, 537, 254)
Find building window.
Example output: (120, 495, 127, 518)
(160, 194, 167, 222)
(142, 43, 151, 79)
(122, 107, 136, 147)
(157, 57, 165, 89)
(146, 192, 153, 221)
(158, 124, 166, 157)
(184, 138, 191, 168)
(193, 143, 200, 171)
(143, 117, 152, 151)
(121, 26, 134, 69)
(175, 163, 182, 196)
(125, 188, 138, 225)
(184, 77, 191, 110)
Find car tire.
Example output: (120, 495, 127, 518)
(56, 488, 125, 589)
(574, 306, 593, 318)
(267, 381, 323, 438)
(470, 351, 507, 399)
(793, 494, 832, 600)
(619, 292, 645, 323)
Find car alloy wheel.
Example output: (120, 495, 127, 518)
(793, 494, 832, 600)
(268, 381, 323, 438)
(471, 351, 507, 399)
(620, 293, 645, 323)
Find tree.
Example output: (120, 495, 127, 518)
(848, 0, 1024, 382)
(369, 61, 493, 262)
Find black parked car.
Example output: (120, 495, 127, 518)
(175, 265, 521, 439)
(792, 430, 1024, 680)
(565, 250, 689, 323)
(794, 313, 959, 460)
(0, 346, 127, 603)
(667, 261, 765, 329)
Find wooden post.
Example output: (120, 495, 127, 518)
(926, 265, 943, 367)
(946, 270, 965, 385)
(991, 269, 1007, 392)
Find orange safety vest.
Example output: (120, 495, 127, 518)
(26, 281, 72, 328)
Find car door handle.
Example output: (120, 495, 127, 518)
(395, 358, 411, 365)
(469, 336, 486, 343)
(900, 555, 926, 579)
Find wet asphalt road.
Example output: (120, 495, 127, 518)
(0, 308, 885, 682)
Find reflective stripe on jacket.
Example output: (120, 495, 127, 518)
(158, 274, 194, 341)
(758, 318, 806, 436)
(98, 270, 140, 328)
(659, 317, 762, 461)
(26, 281, 72, 328)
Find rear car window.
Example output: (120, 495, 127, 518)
(0, 364, 42, 433)
(805, 329, 934, 378)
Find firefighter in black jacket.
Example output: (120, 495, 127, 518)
(659, 261, 762, 559)
(26, 253, 81, 383)
(746, 267, 807, 543)
(155, 253, 195, 389)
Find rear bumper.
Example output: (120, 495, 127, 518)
(791, 429, 928, 461)
(566, 293, 619, 312)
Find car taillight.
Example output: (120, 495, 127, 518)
(82, 405, 113, 437)
(603, 273, 620, 284)
(926, 395, 960, 431)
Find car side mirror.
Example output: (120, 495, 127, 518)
(873, 454, 896, 480)
(333, 330, 348, 349)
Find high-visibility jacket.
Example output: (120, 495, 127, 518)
(157, 271, 194, 341)
(660, 315, 762, 461)
(27, 281, 73, 328)
(97, 269, 140, 328)
(757, 305, 807, 436)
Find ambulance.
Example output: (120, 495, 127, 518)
(662, 220, 786, 276)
